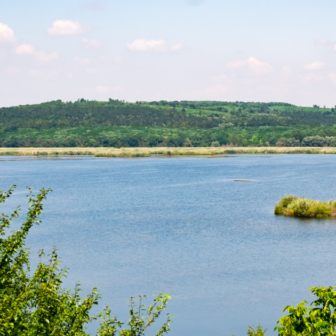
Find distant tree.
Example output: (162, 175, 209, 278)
(4, 126, 18, 132)
(183, 138, 193, 147)
(211, 141, 220, 147)
(291, 129, 306, 142)
(302, 136, 325, 147)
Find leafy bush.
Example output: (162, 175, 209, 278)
(211, 141, 220, 147)
(275, 196, 335, 218)
(0, 186, 172, 335)
(247, 324, 267, 336)
(274, 195, 296, 214)
(276, 286, 336, 336)
(302, 136, 325, 147)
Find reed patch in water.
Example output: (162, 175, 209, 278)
(275, 195, 336, 218)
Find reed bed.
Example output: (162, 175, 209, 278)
(1, 147, 336, 157)
(275, 195, 336, 218)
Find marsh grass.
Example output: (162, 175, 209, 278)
(275, 195, 336, 218)
(1, 147, 336, 157)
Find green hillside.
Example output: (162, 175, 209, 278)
(1, 99, 336, 147)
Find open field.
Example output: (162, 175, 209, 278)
(1, 147, 336, 157)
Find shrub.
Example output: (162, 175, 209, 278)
(274, 195, 296, 214)
(247, 324, 267, 336)
(275, 195, 335, 218)
(211, 141, 220, 147)
(302, 136, 325, 147)
(276, 286, 336, 336)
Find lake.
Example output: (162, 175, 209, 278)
(2, 154, 336, 335)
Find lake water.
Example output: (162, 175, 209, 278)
(2, 154, 336, 335)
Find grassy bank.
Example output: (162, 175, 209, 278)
(275, 195, 336, 218)
(2, 147, 336, 157)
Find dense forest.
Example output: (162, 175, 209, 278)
(1, 99, 336, 147)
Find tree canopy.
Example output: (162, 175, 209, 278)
(1, 99, 336, 148)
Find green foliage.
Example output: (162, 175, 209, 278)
(0, 186, 172, 335)
(275, 286, 336, 336)
(274, 196, 336, 218)
(292, 129, 307, 141)
(247, 324, 267, 336)
(0, 100, 218, 130)
(211, 141, 220, 147)
(1, 100, 336, 148)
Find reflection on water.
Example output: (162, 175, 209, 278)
(1, 155, 336, 335)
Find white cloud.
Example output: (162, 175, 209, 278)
(35, 51, 58, 62)
(304, 61, 326, 70)
(48, 20, 85, 36)
(74, 56, 90, 65)
(315, 39, 329, 45)
(227, 57, 273, 75)
(96, 85, 112, 93)
(247, 57, 273, 74)
(0, 23, 15, 43)
(170, 43, 183, 51)
(128, 39, 166, 52)
(301, 73, 323, 82)
(82, 37, 102, 49)
(127, 39, 182, 52)
(14, 43, 57, 62)
(15, 44, 35, 55)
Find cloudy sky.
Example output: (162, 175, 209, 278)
(1, 0, 336, 107)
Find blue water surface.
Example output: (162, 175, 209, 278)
(1, 154, 336, 336)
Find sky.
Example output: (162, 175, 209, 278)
(1, 0, 336, 107)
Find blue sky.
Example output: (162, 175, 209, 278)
(1, 0, 336, 106)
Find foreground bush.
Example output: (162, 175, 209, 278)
(0, 186, 172, 335)
(274, 195, 336, 218)
(275, 286, 336, 336)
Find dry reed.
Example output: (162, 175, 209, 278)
(0, 147, 336, 157)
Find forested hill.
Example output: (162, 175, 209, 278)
(0, 100, 219, 129)
(1, 99, 336, 148)
(1, 99, 336, 129)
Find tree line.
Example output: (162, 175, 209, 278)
(2, 100, 336, 130)
(1, 99, 336, 147)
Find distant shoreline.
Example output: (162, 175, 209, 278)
(1, 147, 336, 157)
